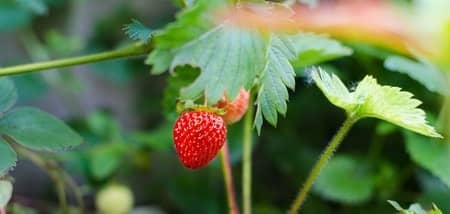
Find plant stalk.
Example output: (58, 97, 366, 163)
(220, 141, 239, 214)
(61, 171, 84, 209)
(12, 145, 69, 214)
(0, 42, 152, 77)
(288, 116, 358, 213)
(242, 95, 254, 214)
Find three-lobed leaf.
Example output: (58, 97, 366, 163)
(312, 68, 442, 138)
(0, 107, 83, 151)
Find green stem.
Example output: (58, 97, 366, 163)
(0, 42, 152, 77)
(288, 116, 358, 213)
(242, 95, 254, 214)
(61, 171, 84, 209)
(12, 145, 69, 214)
(220, 141, 239, 214)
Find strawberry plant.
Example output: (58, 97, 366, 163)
(0, 0, 449, 213)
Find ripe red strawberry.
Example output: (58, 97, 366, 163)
(217, 89, 250, 124)
(173, 110, 227, 169)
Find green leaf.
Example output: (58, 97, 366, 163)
(255, 34, 350, 133)
(312, 68, 442, 138)
(171, 27, 352, 133)
(163, 2, 350, 133)
(0, 107, 83, 151)
(353, 76, 441, 138)
(146, 48, 172, 75)
(172, 24, 267, 104)
(0, 180, 12, 207)
(12, 73, 48, 102)
(254, 34, 296, 132)
(0, 139, 16, 176)
(154, 0, 227, 50)
(89, 143, 125, 180)
(311, 67, 356, 112)
(405, 132, 450, 188)
(387, 200, 442, 214)
(387, 200, 406, 212)
(288, 33, 352, 69)
(0, 6, 31, 32)
(0, 78, 17, 114)
(313, 155, 375, 204)
(146, 0, 227, 73)
(123, 19, 153, 42)
(384, 55, 447, 95)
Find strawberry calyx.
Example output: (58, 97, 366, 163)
(176, 99, 225, 116)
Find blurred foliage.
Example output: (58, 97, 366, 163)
(313, 155, 375, 204)
(0, 0, 449, 213)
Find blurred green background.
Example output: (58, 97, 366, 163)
(0, 0, 449, 213)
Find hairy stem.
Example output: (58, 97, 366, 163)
(289, 116, 358, 213)
(0, 42, 152, 77)
(220, 141, 239, 214)
(242, 95, 254, 214)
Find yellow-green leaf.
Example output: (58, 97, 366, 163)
(312, 68, 442, 138)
